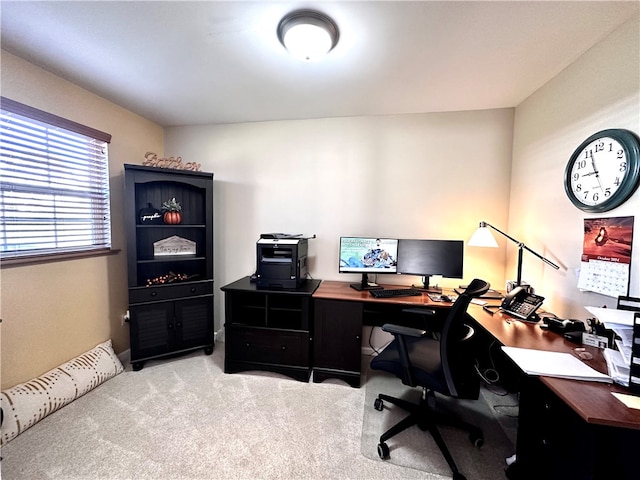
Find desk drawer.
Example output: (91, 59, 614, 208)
(129, 281, 213, 304)
(227, 327, 310, 367)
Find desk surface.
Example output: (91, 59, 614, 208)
(314, 280, 640, 430)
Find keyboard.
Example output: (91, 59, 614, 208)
(369, 288, 423, 298)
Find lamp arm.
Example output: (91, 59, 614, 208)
(483, 222, 559, 271)
(482, 222, 520, 246)
(521, 243, 560, 270)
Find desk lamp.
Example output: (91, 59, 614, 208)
(468, 221, 559, 287)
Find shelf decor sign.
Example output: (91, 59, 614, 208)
(142, 151, 201, 171)
(154, 235, 196, 256)
(138, 203, 163, 224)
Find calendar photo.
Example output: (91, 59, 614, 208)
(579, 216, 634, 297)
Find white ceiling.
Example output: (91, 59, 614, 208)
(1, 1, 638, 127)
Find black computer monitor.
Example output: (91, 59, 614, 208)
(396, 239, 464, 293)
(339, 236, 399, 290)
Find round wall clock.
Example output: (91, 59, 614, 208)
(564, 128, 640, 213)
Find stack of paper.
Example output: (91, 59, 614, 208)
(603, 348, 630, 386)
(585, 306, 636, 386)
(502, 346, 612, 383)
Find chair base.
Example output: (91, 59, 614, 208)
(374, 389, 483, 480)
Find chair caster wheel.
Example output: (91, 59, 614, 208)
(470, 431, 484, 448)
(374, 398, 384, 411)
(377, 442, 390, 460)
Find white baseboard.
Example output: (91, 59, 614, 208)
(215, 328, 225, 343)
(118, 348, 131, 365)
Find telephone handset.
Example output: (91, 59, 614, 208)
(501, 286, 545, 321)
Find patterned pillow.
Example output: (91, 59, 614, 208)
(1, 339, 124, 445)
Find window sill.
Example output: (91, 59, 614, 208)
(1, 248, 121, 268)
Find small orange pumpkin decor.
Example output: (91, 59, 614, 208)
(163, 210, 182, 224)
(162, 197, 182, 225)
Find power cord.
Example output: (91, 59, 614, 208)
(368, 326, 391, 356)
(475, 340, 513, 397)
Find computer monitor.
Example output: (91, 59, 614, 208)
(339, 237, 399, 291)
(396, 239, 464, 293)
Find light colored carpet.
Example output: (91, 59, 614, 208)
(361, 365, 517, 479)
(1, 345, 437, 480)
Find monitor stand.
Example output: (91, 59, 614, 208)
(412, 275, 442, 294)
(350, 273, 383, 291)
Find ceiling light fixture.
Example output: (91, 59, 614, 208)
(277, 10, 339, 62)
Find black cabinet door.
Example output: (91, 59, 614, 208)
(174, 296, 214, 350)
(130, 297, 213, 362)
(314, 299, 362, 373)
(130, 302, 175, 361)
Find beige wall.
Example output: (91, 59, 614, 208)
(510, 15, 640, 319)
(165, 110, 515, 348)
(0, 51, 164, 389)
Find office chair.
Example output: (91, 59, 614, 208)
(370, 278, 490, 480)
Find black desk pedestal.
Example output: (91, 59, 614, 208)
(509, 376, 639, 480)
(222, 277, 320, 382)
(313, 299, 363, 387)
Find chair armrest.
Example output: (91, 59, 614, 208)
(402, 307, 441, 336)
(381, 323, 427, 338)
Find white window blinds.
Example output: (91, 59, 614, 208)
(0, 97, 113, 260)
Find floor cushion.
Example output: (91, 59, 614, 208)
(1, 339, 124, 445)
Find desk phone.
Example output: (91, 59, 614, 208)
(501, 286, 544, 321)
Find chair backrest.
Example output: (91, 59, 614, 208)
(440, 278, 490, 398)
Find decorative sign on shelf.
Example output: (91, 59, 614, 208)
(142, 151, 201, 171)
(153, 235, 196, 256)
(138, 203, 163, 224)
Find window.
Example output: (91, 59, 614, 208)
(0, 97, 113, 264)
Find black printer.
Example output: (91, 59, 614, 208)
(256, 234, 309, 289)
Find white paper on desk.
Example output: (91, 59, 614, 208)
(611, 326, 634, 347)
(584, 306, 636, 327)
(502, 346, 613, 383)
(603, 348, 630, 387)
(612, 392, 640, 410)
(614, 338, 632, 366)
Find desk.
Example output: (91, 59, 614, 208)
(312, 280, 640, 479)
(312, 280, 451, 387)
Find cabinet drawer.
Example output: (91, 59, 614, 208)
(129, 281, 213, 304)
(228, 328, 310, 367)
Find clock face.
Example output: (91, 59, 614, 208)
(564, 129, 640, 213)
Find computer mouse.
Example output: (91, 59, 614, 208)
(441, 295, 452, 302)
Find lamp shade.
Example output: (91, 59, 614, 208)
(468, 225, 499, 247)
(278, 10, 339, 61)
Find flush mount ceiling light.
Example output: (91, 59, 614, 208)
(277, 10, 339, 62)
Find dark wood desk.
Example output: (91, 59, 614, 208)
(313, 280, 640, 479)
(313, 280, 452, 386)
(468, 303, 640, 430)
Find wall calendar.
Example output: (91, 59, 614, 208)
(578, 216, 634, 298)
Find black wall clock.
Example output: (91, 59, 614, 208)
(564, 128, 640, 213)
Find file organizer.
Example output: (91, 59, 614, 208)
(629, 312, 640, 394)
